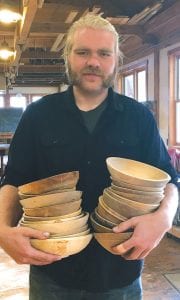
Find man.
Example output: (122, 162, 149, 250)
(0, 14, 178, 300)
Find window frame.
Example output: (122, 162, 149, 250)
(169, 47, 180, 146)
(120, 61, 148, 102)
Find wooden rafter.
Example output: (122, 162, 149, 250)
(12, 0, 39, 67)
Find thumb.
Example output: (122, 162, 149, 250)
(22, 227, 50, 239)
(113, 218, 136, 233)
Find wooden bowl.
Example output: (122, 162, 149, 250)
(112, 179, 164, 193)
(94, 232, 132, 254)
(90, 212, 113, 233)
(22, 208, 82, 222)
(50, 228, 90, 238)
(31, 234, 93, 257)
(94, 208, 117, 228)
(108, 186, 163, 204)
(106, 157, 170, 188)
(103, 189, 159, 219)
(20, 212, 89, 234)
(18, 171, 79, 195)
(23, 199, 82, 217)
(20, 190, 82, 209)
(98, 196, 127, 223)
(111, 183, 164, 196)
(18, 187, 76, 199)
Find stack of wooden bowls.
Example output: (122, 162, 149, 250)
(19, 171, 92, 257)
(92, 157, 171, 253)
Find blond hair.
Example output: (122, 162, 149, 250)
(63, 14, 122, 71)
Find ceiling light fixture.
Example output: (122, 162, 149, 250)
(0, 39, 14, 60)
(0, 9, 22, 23)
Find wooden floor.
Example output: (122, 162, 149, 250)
(0, 234, 179, 299)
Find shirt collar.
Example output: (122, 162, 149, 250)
(65, 86, 124, 113)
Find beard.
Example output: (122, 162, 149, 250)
(66, 64, 117, 92)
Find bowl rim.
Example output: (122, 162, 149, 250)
(106, 157, 171, 186)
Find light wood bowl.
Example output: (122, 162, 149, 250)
(23, 199, 82, 217)
(18, 171, 79, 195)
(98, 196, 127, 223)
(107, 157, 170, 188)
(50, 228, 90, 238)
(111, 183, 164, 196)
(94, 208, 117, 228)
(90, 212, 113, 233)
(94, 232, 133, 254)
(18, 187, 76, 199)
(108, 186, 163, 204)
(112, 179, 164, 193)
(20, 190, 82, 209)
(22, 208, 82, 222)
(31, 234, 93, 257)
(24, 199, 82, 217)
(20, 212, 89, 234)
(103, 189, 159, 219)
(22, 212, 84, 225)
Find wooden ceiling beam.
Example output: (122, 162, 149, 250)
(37, 0, 45, 8)
(115, 24, 144, 36)
(115, 24, 159, 45)
(12, 0, 39, 67)
(21, 50, 61, 59)
(18, 0, 38, 45)
(18, 65, 65, 73)
(26, 38, 54, 48)
(31, 22, 69, 33)
(145, 1, 180, 32)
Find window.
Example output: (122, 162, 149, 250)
(121, 63, 147, 102)
(169, 49, 180, 146)
(0, 96, 4, 107)
(124, 74, 134, 98)
(137, 70, 147, 102)
(32, 95, 42, 102)
(10, 95, 27, 111)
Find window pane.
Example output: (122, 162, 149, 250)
(0, 96, 4, 107)
(10, 95, 27, 110)
(124, 74, 134, 98)
(176, 102, 180, 143)
(137, 70, 147, 102)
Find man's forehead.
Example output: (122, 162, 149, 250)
(72, 27, 115, 48)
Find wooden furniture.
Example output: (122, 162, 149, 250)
(0, 133, 13, 144)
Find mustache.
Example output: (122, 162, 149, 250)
(82, 67, 103, 76)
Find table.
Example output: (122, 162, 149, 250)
(0, 143, 10, 177)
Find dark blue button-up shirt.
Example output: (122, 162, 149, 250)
(2, 87, 178, 291)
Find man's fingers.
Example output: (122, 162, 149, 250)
(112, 238, 134, 255)
(22, 227, 50, 239)
(19, 246, 62, 265)
(121, 247, 142, 260)
(113, 218, 136, 233)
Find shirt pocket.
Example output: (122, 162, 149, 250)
(39, 130, 85, 172)
(105, 131, 141, 160)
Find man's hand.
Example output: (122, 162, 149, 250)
(112, 212, 170, 260)
(0, 226, 62, 265)
(112, 183, 178, 260)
